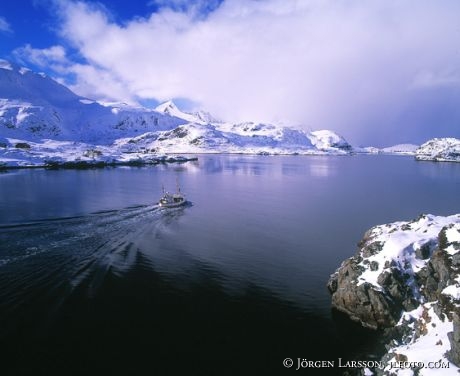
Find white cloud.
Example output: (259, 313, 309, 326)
(13, 44, 67, 67)
(12, 42, 137, 104)
(0, 16, 12, 33)
(66, 63, 136, 104)
(33, 0, 460, 143)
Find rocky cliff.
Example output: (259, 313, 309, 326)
(328, 214, 460, 374)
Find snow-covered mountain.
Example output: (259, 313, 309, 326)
(126, 101, 352, 154)
(415, 138, 460, 162)
(0, 59, 356, 167)
(114, 122, 333, 155)
(0, 60, 185, 143)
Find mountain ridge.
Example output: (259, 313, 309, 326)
(0, 59, 354, 160)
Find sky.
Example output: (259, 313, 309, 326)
(1, 0, 460, 146)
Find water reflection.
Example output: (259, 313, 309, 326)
(197, 155, 341, 178)
(198, 155, 271, 176)
(310, 158, 338, 177)
(416, 159, 460, 181)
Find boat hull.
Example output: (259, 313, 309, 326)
(158, 200, 186, 208)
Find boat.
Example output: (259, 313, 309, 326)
(158, 181, 186, 208)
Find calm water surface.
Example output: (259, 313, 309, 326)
(1, 155, 459, 375)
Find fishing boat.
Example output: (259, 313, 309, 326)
(158, 181, 186, 208)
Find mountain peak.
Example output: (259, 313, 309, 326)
(154, 100, 206, 124)
(155, 100, 179, 113)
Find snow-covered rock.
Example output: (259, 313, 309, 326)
(415, 138, 460, 162)
(308, 130, 352, 152)
(328, 214, 460, 374)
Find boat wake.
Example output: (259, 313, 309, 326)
(0, 203, 188, 329)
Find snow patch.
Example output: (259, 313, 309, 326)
(79, 99, 94, 105)
(19, 67, 31, 75)
(441, 285, 460, 300)
(385, 303, 456, 375)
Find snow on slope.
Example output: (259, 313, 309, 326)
(114, 122, 322, 155)
(383, 302, 457, 375)
(416, 138, 460, 162)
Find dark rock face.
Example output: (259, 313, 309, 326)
(417, 248, 453, 301)
(448, 313, 460, 366)
(328, 260, 400, 329)
(415, 239, 435, 260)
(328, 241, 421, 329)
(14, 142, 31, 149)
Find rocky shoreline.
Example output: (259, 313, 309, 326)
(328, 214, 460, 375)
(0, 142, 198, 170)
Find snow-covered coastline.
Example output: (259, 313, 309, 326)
(0, 138, 198, 169)
(3, 59, 460, 168)
(328, 214, 460, 375)
(0, 130, 352, 169)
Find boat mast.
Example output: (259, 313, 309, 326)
(176, 177, 181, 194)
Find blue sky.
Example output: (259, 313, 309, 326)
(1, 0, 460, 146)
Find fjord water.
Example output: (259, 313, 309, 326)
(1, 155, 459, 375)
